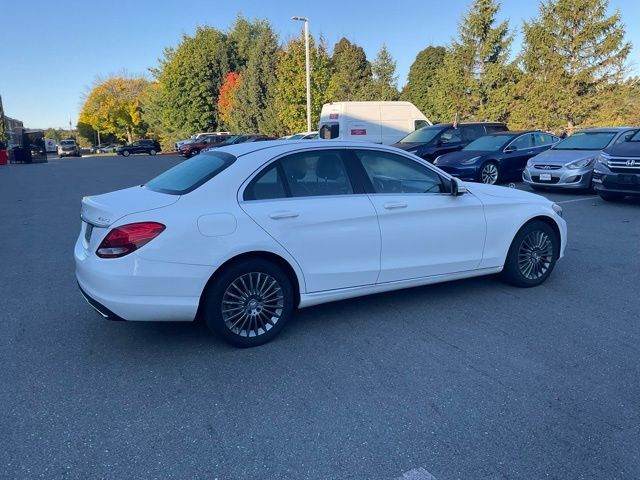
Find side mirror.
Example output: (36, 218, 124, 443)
(450, 178, 468, 196)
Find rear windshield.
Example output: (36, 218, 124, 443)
(464, 134, 515, 151)
(145, 150, 236, 195)
(553, 131, 616, 150)
(398, 125, 446, 144)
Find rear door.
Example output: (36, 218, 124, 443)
(503, 133, 536, 177)
(240, 148, 381, 293)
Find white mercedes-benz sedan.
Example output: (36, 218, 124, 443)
(75, 141, 567, 347)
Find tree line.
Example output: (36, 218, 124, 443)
(78, 0, 639, 149)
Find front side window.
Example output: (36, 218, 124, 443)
(414, 120, 429, 130)
(533, 133, 556, 146)
(509, 134, 534, 150)
(244, 163, 287, 201)
(355, 150, 443, 194)
(617, 130, 639, 143)
(280, 150, 353, 197)
(440, 127, 462, 144)
(145, 151, 236, 195)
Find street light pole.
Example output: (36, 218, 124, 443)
(292, 16, 311, 133)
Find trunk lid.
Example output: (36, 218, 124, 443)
(81, 186, 178, 227)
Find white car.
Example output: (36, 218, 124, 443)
(75, 141, 567, 347)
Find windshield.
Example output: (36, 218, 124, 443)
(60, 140, 75, 146)
(145, 151, 236, 195)
(398, 125, 446, 144)
(553, 131, 617, 150)
(463, 134, 514, 151)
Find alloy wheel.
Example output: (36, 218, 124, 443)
(517, 230, 554, 280)
(221, 272, 284, 338)
(481, 163, 499, 184)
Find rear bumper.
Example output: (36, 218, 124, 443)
(75, 234, 211, 322)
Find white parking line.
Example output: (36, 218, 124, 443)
(397, 467, 438, 480)
(556, 197, 595, 204)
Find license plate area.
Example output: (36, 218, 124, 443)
(539, 173, 552, 181)
(619, 175, 637, 185)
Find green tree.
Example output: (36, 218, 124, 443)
(0, 95, 7, 146)
(227, 16, 272, 71)
(430, 0, 516, 122)
(510, 0, 631, 132)
(587, 78, 640, 127)
(367, 45, 399, 100)
(149, 26, 231, 142)
(401, 46, 447, 120)
(79, 77, 150, 143)
(229, 26, 284, 135)
(274, 34, 332, 133)
(326, 38, 372, 101)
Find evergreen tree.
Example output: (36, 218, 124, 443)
(326, 38, 372, 101)
(227, 16, 273, 71)
(0, 95, 6, 146)
(229, 27, 283, 135)
(429, 0, 515, 122)
(274, 34, 332, 133)
(401, 46, 447, 120)
(510, 0, 631, 132)
(367, 45, 399, 100)
(147, 27, 231, 142)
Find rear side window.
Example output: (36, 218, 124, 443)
(319, 124, 340, 139)
(244, 164, 287, 200)
(414, 120, 428, 130)
(485, 124, 507, 134)
(533, 133, 557, 146)
(145, 151, 236, 195)
(280, 150, 353, 197)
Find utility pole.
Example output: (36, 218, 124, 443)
(292, 16, 311, 133)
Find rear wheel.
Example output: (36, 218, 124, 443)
(598, 191, 625, 202)
(149, 149, 157, 156)
(122, 150, 130, 157)
(203, 259, 295, 347)
(502, 220, 559, 287)
(189, 149, 200, 158)
(480, 161, 499, 185)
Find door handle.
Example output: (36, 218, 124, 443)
(383, 202, 408, 210)
(269, 211, 299, 219)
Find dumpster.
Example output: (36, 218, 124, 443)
(0, 149, 7, 165)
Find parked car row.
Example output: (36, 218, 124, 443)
(178, 134, 275, 158)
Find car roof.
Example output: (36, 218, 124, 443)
(488, 130, 541, 136)
(577, 127, 637, 133)
(213, 140, 411, 159)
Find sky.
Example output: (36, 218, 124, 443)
(1, 0, 639, 129)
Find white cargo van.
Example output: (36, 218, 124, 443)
(318, 101, 430, 145)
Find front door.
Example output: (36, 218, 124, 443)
(240, 149, 381, 293)
(351, 148, 486, 283)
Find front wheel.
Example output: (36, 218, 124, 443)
(502, 220, 559, 287)
(480, 161, 499, 185)
(189, 149, 200, 158)
(149, 149, 157, 156)
(203, 259, 295, 347)
(598, 191, 625, 202)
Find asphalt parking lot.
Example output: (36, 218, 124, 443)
(1, 154, 639, 480)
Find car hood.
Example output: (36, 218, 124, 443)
(81, 186, 179, 227)
(463, 181, 548, 203)
(604, 141, 640, 157)
(436, 150, 488, 165)
(530, 148, 600, 165)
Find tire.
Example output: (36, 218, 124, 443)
(502, 220, 559, 288)
(480, 161, 499, 185)
(203, 259, 295, 348)
(149, 149, 157, 156)
(190, 149, 200, 158)
(122, 150, 130, 157)
(598, 191, 625, 202)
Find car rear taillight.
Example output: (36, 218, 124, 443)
(96, 222, 165, 259)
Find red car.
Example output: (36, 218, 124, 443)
(178, 134, 231, 158)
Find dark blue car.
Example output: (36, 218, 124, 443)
(433, 131, 560, 184)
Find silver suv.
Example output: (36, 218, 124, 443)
(57, 139, 81, 158)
